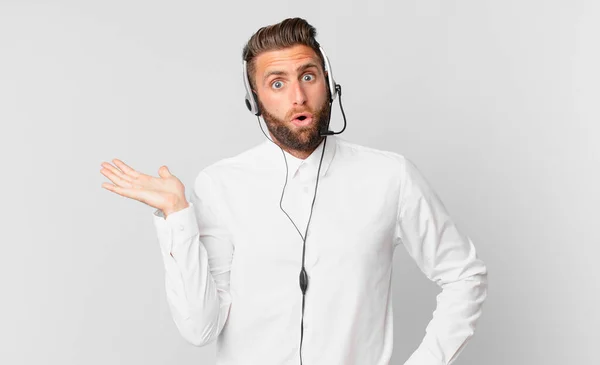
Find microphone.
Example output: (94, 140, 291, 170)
(320, 84, 347, 136)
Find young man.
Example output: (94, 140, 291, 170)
(101, 17, 487, 365)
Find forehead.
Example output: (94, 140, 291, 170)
(254, 44, 322, 75)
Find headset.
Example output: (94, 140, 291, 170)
(242, 45, 347, 364)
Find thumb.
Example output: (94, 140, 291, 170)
(158, 165, 172, 178)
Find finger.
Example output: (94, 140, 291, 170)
(101, 162, 134, 184)
(100, 167, 134, 189)
(101, 182, 117, 192)
(112, 159, 141, 179)
(158, 165, 173, 178)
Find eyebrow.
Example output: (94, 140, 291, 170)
(262, 62, 320, 85)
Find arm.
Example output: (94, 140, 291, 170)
(153, 170, 234, 346)
(394, 157, 488, 365)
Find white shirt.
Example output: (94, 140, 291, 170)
(152, 136, 487, 365)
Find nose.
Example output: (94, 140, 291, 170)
(291, 81, 307, 106)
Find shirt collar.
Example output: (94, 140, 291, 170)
(261, 136, 337, 179)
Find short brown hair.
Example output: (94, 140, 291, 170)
(242, 17, 325, 90)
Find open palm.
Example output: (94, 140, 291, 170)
(100, 158, 187, 214)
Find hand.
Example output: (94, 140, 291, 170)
(100, 159, 189, 216)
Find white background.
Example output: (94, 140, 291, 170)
(0, 0, 598, 364)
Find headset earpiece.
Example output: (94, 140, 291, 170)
(319, 46, 338, 103)
(243, 60, 261, 116)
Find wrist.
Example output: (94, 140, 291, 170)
(163, 199, 189, 217)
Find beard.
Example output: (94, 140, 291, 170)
(259, 97, 331, 153)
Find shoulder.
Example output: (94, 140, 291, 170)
(193, 141, 271, 186)
(334, 137, 410, 170)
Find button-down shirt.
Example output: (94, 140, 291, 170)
(152, 136, 487, 365)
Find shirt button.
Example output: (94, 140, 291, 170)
(303, 186, 309, 194)
(178, 224, 185, 231)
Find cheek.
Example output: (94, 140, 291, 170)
(309, 86, 328, 108)
(261, 93, 287, 116)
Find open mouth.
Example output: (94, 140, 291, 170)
(291, 113, 313, 126)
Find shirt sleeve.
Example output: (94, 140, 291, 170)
(152, 169, 234, 347)
(394, 157, 488, 365)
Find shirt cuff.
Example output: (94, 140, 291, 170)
(153, 204, 199, 257)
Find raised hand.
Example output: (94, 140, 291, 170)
(100, 159, 189, 217)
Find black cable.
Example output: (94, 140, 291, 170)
(255, 116, 326, 244)
(320, 84, 346, 136)
(256, 115, 327, 365)
(335, 85, 347, 134)
(255, 82, 345, 364)
(297, 137, 326, 365)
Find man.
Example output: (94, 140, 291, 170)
(100, 17, 487, 365)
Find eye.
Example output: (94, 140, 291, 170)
(303, 74, 315, 82)
(271, 80, 284, 89)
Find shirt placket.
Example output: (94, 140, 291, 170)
(280, 144, 324, 237)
